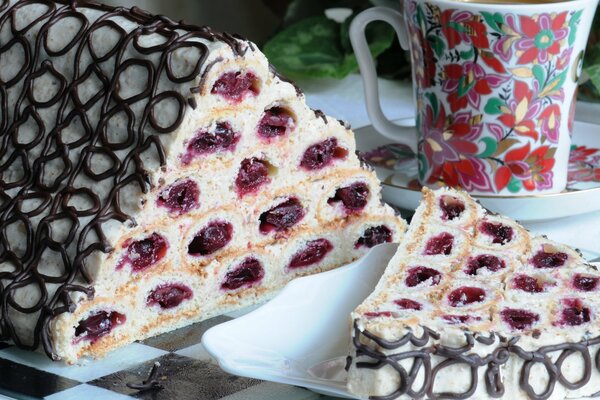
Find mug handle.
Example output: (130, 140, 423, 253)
(349, 7, 417, 152)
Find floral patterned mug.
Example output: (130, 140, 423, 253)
(350, 0, 599, 195)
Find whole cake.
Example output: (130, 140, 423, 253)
(0, 0, 406, 362)
(347, 188, 600, 400)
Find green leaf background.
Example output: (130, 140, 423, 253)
(263, 13, 394, 79)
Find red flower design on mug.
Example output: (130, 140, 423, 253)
(421, 103, 493, 192)
(405, 1, 584, 194)
(442, 62, 508, 112)
(538, 104, 561, 144)
(495, 143, 556, 191)
(514, 12, 569, 64)
(498, 81, 543, 141)
(441, 10, 490, 49)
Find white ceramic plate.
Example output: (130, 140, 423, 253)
(355, 120, 600, 222)
(202, 244, 399, 399)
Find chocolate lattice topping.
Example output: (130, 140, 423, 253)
(0, 0, 252, 359)
(352, 319, 600, 399)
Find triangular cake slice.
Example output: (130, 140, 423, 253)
(347, 188, 600, 400)
(0, 0, 406, 362)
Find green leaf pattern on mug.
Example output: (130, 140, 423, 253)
(405, 1, 583, 193)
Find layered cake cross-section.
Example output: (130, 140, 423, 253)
(347, 188, 600, 400)
(0, 0, 406, 362)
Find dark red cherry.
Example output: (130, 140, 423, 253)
(424, 232, 454, 255)
(236, 158, 270, 196)
(573, 274, 600, 292)
(183, 122, 240, 163)
(394, 298, 422, 311)
(221, 257, 265, 290)
(354, 225, 393, 249)
(211, 71, 258, 102)
(289, 239, 333, 269)
(480, 222, 514, 245)
(557, 299, 591, 326)
(405, 266, 441, 287)
(531, 250, 568, 269)
(448, 287, 486, 307)
(74, 311, 126, 343)
(188, 221, 233, 256)
(259, 198, 305, 234)
(442, 314, 480, 325)
(300, 137, 348, 170)
(439, 196, 465, 220)
(257, 107, 294, 138)
(364, 311, 393, 319)
(328, 182, 369, 213)
(157, 179, 199, 215)
(465, 255, 505, 275)
(512, 274, 545, 293)
(501, 308, 539, 330)
(147, 284, 193, 309)
(119, 233, 168, 272)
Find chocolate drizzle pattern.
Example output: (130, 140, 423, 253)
(352, 320, 600, 400)
(0, 0, 253, 359)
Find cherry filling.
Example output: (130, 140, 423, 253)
(501, 308, 540, 330)
(573, 274, 600, 292)
(74, 311, 126, 343)
(236, 158, 270, 196)
(188, 221, 233, 256)
(464, 255, 505, 275)
(147, 284, 193, 309)
(300, 137, 348, 170)
(480, 222, 514, 245)
(511, 274, 548, 293)
(259, 198, 305, 234)
(183, 122, 240, 163)
(157, 179, 199, 215)
(327, 182, 369, 213)
(448, 287, 486, 307)
(221, 257, 265, 290)
(257, 107, 295, 139)
(439, 196, 465, 221)
(119, 233, 168, 272)
(394, 298, 422, 311)
(442, 315, 480, 325)
(288, 238, 333, 269)
(556, 299, 591, 326)
(531, 250, 568, 269)
(423, 232, 454, 255)
(354, 225, 393, 249)
(405, 266, 442, 287)
(211, 71, 258, 102)
(364, 311, 393, 319)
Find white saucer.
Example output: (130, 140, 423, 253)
(355, 120, 600, 222)
(202, 244, 598, 399)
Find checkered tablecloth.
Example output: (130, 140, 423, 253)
(0, 307, 335, 400)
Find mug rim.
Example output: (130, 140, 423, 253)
(416, 0, 599, 9)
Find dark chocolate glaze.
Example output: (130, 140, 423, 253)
(338, 119, 351, 129)
(127, 361, 163, 391)
(0, 0, 256, 359)
(312, 109, 327, 124)
(352, 320, 600, 400)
